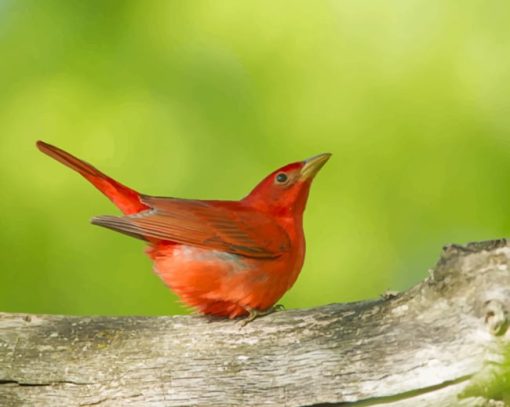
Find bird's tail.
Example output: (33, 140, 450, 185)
(36, 141, 149, 215)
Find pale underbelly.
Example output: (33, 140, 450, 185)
(147, 244, 294, 318)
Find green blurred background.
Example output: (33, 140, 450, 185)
(1, 0, 510, 316)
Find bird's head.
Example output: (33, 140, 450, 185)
(244, 153, 331, 218)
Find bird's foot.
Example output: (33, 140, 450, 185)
(240, 304, 285, 327)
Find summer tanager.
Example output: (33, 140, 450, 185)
(37, 141, 330, 321)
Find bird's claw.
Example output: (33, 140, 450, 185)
(239, 304, 285, 327)
(273, 304, 285, 312)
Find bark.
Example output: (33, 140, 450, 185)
(1, 239, 510, 407)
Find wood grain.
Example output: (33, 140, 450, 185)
(1, 239, 509, 406)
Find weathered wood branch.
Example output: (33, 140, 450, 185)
(1, 239, 510, 406)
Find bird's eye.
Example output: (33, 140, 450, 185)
(275, 173, 288, 184)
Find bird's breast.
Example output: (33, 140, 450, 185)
(146, 241, 303, 317)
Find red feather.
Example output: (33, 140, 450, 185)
(37, 140, 330, 319)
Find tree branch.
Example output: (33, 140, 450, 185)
(1, 239, 510, 406)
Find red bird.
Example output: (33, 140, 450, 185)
(37, 141, 330, 321)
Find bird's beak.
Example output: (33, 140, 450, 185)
(300, 153, 331, 180)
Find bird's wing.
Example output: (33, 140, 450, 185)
(91, 196, 291, 258)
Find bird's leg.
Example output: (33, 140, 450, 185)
(240, 304, 285, 326)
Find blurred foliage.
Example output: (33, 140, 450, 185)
(460, 343, 510, 403)
(1, 0, 510, 316)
